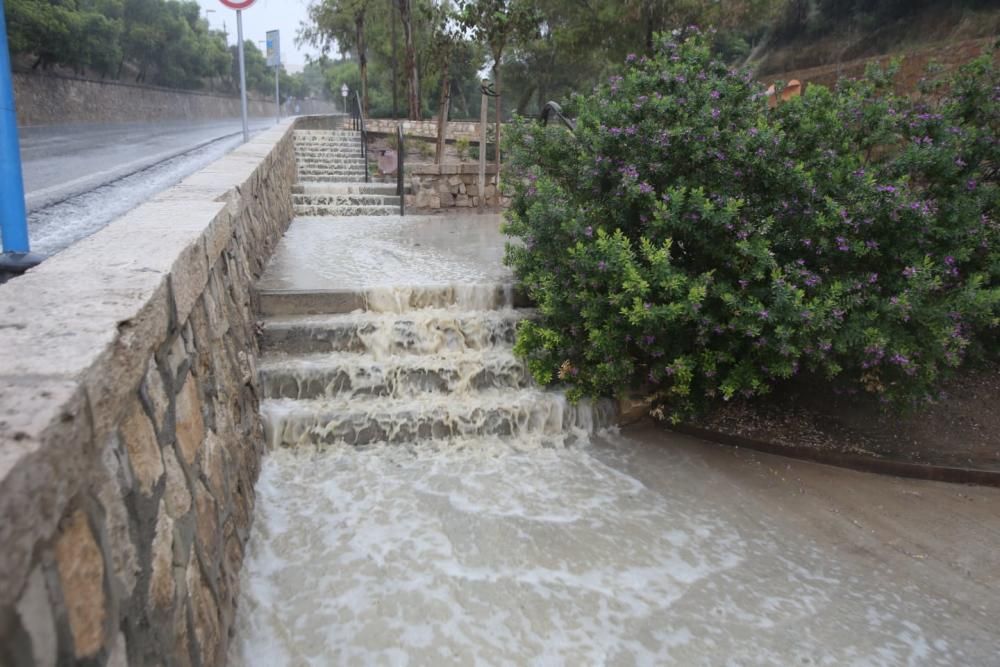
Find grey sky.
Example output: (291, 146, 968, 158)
(196, 0, 321, 71)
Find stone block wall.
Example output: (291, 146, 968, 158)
(0, 119, 299, 665)
(366, 118, 496, 142)
(407, 163, 509, 210)
(13, 72, 340, 127)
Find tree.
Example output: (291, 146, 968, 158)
(423, 1, 462, 161)
(302, 0, 373, 116)
(458, 0, 539, 180)
(396, 0, 420, 119)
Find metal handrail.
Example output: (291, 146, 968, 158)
(396, 124, 405, 216)
(353, 90, 369, 183)
(541, 101, 576, 132)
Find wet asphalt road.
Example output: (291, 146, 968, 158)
(19, 117, 275, 211)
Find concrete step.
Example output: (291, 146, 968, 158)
(292, 183, 402, 195)
(259, 350, 530, 400)
(296, 175, 369, 183)
(293, 204, 399, 217)
(261, 390, 613, 447)
(294, 145, 363, 152)
(294, 130, 362, 139)
(293, 140, 363, 147)
(259, 309, 532, 355)
(296, 170, 368, 178)
(292, 194, 401, 206)
(257, 285, 526, 317)
(295, 159, 368, 168)
(294, 143, 363, 151)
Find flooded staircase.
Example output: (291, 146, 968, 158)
(256, 287, 613, 449)
(292, 129, 401, 216)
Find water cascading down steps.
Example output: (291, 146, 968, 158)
(257, 287, 614, 449)
(293, 129, 400, 216)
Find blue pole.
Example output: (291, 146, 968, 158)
(0, 0, 30, 253)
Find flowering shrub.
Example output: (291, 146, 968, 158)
(503, 31, 999, 420)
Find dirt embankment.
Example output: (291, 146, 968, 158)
(759, 36, 997, 94)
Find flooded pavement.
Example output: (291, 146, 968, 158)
(232, 192, 1000, 664)
(230, 427, 1000, 665)
(256, 214, 511, 292)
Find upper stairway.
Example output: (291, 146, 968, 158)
(292, 129, 402, 217)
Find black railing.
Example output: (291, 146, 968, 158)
(396, 124, 405, 216)
(351, 90, 370, 183)
(541, 101, 576, 132)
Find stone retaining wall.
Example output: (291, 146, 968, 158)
(407, 163, 508, 210)
(367, 118, 495, 142)
(0, 118, 300, 665)
(14, 72, 339, 127)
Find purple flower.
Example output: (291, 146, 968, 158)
(902, 266, 917, 278)
(738, 279, 749, 289)
(598, 261, 607, 271)
(584, 226, 593, 237)
(711, 108, 720, 119)
(626, 53, 637, 63)
(967, 179, 977, 191)
(868, 272, 879, 284)
(758, 309, 770, 320)
(639, 182, 654, 194)
(710, 90, 720, 99)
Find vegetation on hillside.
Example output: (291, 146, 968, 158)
(302, 0, 1000, 121)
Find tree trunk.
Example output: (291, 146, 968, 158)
(515, 83, 536, 115)
(398, 0, 420, 120)
(390, 0, 399, 118)
(457, 83, 469, 118)
(493, 61, 501, 188)
(435, 55, 451, 164)
(356, 11, 369, 117)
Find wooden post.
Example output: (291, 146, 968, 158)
(478, 86, 488, 210)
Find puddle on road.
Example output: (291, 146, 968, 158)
(229, 433, 974, 666)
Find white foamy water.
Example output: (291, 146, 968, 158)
(229, 433, 978, 666)
(256, 216, 512, 293)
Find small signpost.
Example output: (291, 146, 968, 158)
(266, 30, 281, 124)
(218, 0, 257, 143)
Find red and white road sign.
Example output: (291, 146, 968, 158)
(218, 0, 256, 9)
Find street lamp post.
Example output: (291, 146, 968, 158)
(341, 84, 349, 116)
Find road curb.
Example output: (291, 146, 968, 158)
(668, 423, 1000, 488)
